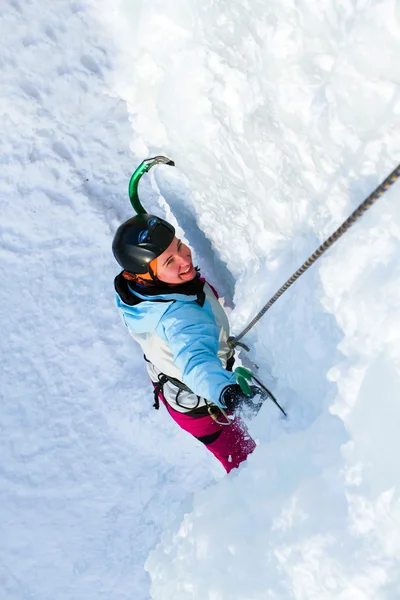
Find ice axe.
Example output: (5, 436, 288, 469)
(128, 156, 175, 215)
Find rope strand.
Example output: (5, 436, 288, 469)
(229, 163, 400, 348)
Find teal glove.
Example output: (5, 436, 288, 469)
(234, 366, 255, 397)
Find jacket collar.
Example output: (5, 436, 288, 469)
(114, 271, 206, 307)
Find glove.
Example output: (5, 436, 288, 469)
(234, 366, 255, 397)
(219, 383, 265, 416)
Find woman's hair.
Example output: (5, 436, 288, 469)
(122, 257, 158, 285)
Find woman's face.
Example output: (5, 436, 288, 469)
(156, 236, 196, 285)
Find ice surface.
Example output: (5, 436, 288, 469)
(1, 0, 400, 598)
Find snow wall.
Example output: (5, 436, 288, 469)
(1, 0, 400, 599)
(104, 1, 400, 598)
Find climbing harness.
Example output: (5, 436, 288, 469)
(149, 354, 281, 423)
(229, 163, 400, 349)
(149, 354, 237, 424)
(152, 372, 235, 425)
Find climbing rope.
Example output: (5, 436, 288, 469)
(229, 163, 400, 349)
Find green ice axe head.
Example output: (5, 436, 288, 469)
(234, 366, 255, 397)
(128, 156, 175, 215)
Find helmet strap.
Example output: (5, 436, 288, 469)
(148, 264, 159, 283)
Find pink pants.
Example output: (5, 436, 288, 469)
(160, 394, 256, 473)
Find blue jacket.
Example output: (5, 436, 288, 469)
(115, 274, 236, 408)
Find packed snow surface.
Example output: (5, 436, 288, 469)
(1, 0, 400, 599)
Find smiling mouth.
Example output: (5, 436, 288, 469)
(180, 264, 193, 275)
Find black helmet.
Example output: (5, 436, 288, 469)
(112, 214, 175, 274)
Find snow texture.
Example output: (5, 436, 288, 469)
(1, 0, 400, 599)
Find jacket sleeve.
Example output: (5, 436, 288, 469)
(158, 299, 236, 404)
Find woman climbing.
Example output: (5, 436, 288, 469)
(112, 213, 262, 473)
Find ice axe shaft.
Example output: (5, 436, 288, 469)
(252, 375, 287, 417)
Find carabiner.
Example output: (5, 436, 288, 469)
(207, 404, 233, 426)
